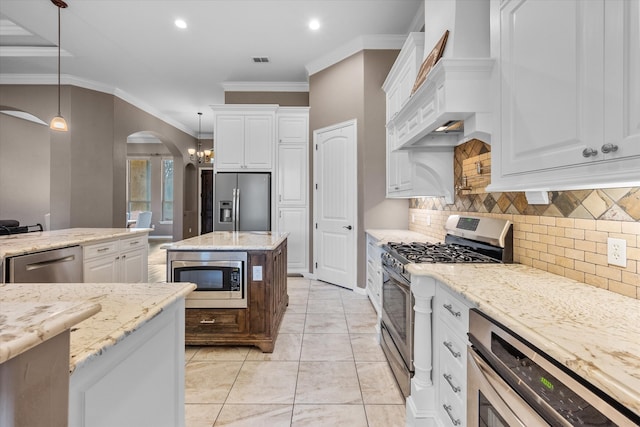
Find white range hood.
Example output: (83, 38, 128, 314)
(384, 0, 493, 202)
(389, 57, 494, 149)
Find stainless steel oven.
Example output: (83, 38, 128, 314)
(379, 215, 513, 399)
(167, 250, 247, 308)
(380, 261, 414, 398)
(468, 309, 640, 427)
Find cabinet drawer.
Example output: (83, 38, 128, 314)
(119, 236, 146, 252)
(437, 378, 466, 427)
(435, 288, 471, 336)
(438, 324, 467, 371)
(186, 308, 247, 335)
(438, 341, 466, 401)
(83, 240, 118, 260)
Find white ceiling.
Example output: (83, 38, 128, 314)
(0, 0, 423, 136)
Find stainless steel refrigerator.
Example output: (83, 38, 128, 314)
(214, 172, 271, 231)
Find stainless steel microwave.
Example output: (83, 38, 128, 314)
(167, 250, 247, 308)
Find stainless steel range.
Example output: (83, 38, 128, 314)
(379, 215, 513, 397)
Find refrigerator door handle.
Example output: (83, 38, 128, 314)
(233, 188, 240, 231)
(232, 188, 237, 231)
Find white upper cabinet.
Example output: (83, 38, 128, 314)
(277, 113, 308, 144)
(489, 0, 640, 191)
(212, 105, 277, 171)
(278, 144, 307, 205)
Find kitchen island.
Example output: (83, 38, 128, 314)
(0, 228, 150, 283)
(166, 231, 288, 352)
(0, 281, 195, 427)
(407, 262, 640, 423)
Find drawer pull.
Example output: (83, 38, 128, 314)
(443, 341, 461, 358)
(443, 373, 461, 393)
(443, 303, 461, 318)
(442, 404, 461, 426)
(97, 247, 110, 253)
(200, 319, 216, 324)
(129, 240, 139, 245)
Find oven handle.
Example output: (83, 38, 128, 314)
(382, 264, 410, 288)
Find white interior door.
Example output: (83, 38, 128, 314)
(313, 120, 357, 289)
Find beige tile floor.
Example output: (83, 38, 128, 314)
(147, 240, 406, 426)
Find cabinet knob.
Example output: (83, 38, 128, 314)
(601, 143, 618, 154)
(582, 147, 598, 158)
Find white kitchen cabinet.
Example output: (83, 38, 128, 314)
(277, 111, 308, 144)
(212, 105, 277, 171)
(365, 233, 383, 317)
(277, 144, 307, 206)
(277, 207, 307, 272)
(383, 33, 424, 198)
(275, 107, 309, 273)
(83, 236, 148, 283)
(433, 284, 474, 427)
(489, 0, 640, 191)
(69, 298, 185, 427)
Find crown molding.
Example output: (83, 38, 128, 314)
(221, 81, 309, 92)
(305, 34, 408, 76)
(0, 73, 194, 137)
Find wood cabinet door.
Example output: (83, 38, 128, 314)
(248, 252, 268, 336)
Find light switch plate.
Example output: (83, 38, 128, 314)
(607, 238, 627, 267)
(252, 266, 263, 281)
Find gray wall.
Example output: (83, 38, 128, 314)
(225, 92, 309, 106)
(0, 84, 198, 240)
(309, 50, 409, 289)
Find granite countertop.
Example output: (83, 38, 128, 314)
(406, 262, 640, 418)
(0, 282, 195, 373)
(0, 300, 101, 364)
(366, 229, 439, 245)
(0, 228, 149, 259)
(165, 231, 289, 251)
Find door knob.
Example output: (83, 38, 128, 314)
(582, 147, 598, 158)
(343, 225, 353, 230)
(601, 143, 618, 154)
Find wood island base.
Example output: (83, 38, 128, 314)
(184, 241, 288, 352)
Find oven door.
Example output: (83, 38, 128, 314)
(467, 346, 549, 427)
(380, 264, 414, 396)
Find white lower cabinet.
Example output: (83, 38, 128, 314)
(434, 284, 474, 427)
(365, 233, 383, 316)
(277, 207, 308, 273)
(69, 298, 185, 427)
(409, 276, 475, 427)
(83, 236, 148, 283)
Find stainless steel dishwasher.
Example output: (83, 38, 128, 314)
(6, 246, 83, 283)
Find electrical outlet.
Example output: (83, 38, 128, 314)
(607, 238, 627, 267)
(427, 215, 431, 226)
(411, 214, 415, 223)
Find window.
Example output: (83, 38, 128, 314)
(162, 159, 174, 221)
(127, 159, 151, 212)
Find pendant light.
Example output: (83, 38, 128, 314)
(50, 0, 68, 132)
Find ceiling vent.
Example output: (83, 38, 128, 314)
(252, 57, 270, 63)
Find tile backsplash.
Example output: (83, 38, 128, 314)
(408, 140, 640, 299)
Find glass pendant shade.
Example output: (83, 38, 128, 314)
(50, 115, 68, 131)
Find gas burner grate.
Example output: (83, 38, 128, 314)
(386, 242, 500, 264)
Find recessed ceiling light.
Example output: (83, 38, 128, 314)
(309, 19, 320, 31)
(175, 19, 187, 29)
